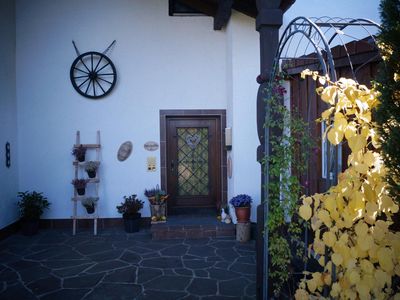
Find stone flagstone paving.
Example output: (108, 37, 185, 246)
(0, 229, 256, 299)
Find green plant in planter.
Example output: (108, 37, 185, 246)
(229, 194, 252, 223)
(71, 179, 88, 195)
(116, 194, 144, 233)
(144, 186, 168, 205)
(17, 191, 50, 235)
(85, 161, 100, 178)
(72, 145, 87, 162)
(145, 186, 168, 222)
(117, 195, 144, 217)
(229, 194, 252, 207)
(81, 197, 98, 214)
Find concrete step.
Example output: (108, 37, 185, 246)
(151, 215, 235, 240)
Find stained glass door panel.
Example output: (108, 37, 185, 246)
(166, 118, 220, 209)
(177, 128, 209, 196)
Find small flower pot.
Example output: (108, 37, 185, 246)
(150, 204, 167, 223)
(77, 154, 85, 162)
(123, 213, 141, 233)
(84, 204, 95, 214)
(147, 196, 156, 204)
(235, 206, 251, 223)
(87, 170, 96, 178)
(77, 188, 85, 196)
(21, 219, 40, 236)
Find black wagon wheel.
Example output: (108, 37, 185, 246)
(70, 51, 117, 99)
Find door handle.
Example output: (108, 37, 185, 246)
(170, 160, 175, 173)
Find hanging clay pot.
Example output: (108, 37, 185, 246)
(87, 170, 96, 178)
(84, 204, 95, 214)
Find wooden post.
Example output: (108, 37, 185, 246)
(72, 131, 80, 236)
(236, 222, 251, 242)
(94, 130, 100, 236)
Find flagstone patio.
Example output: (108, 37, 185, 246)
(0, 229, 256, 299)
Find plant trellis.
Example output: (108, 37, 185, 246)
(262, 16, 381, 298)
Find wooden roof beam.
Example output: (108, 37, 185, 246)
(177, 0, 217, 17)
(279, 0, 295, 12)
(214, 0, 234, 30)
(232, 1, 258, 18)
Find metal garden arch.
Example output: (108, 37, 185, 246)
(262, 16, 381, 299)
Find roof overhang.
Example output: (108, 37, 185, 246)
(169, 0, 296, 30)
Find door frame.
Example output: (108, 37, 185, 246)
(160, 109, 227, 211)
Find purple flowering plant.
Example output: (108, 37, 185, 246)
(229, 194, 252, 207)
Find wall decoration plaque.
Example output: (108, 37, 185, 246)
(147, 157, 156, 171)
(117, 141, 132, 161)
(144, 141, 159, 151)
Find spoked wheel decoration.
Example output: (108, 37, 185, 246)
(70, 41, 117, 99)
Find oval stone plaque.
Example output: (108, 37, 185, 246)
(144, 141, 159, 151)
(117, 141, 132, 161)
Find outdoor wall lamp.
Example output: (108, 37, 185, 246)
(225, 127, 232, 151)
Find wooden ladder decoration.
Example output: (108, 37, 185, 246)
(72, 130, 101, 235)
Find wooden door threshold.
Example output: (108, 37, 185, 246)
(168, 207, 217, 216)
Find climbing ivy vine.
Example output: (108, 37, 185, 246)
(264, 74, 315, 297)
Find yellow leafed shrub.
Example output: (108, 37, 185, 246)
(296, 69, 400, 299)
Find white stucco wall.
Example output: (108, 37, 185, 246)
(226, 12, 260, 222)
(15, 0, 260, 221)
(0, 0, 19, 229)
(2, 0, 381, 228)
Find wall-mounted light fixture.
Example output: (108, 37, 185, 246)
(225, 127, 232, 151)
(5, 142, 10, 168)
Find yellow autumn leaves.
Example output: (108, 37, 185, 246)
(296, 70, 400, 299)
(318, 77, 379, 149)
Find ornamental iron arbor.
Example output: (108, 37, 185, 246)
(260, 16, 381, 299)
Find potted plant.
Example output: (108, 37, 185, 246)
(85, 161, 100, 178)
(81, 197, 98, 214)
(17, 191, 51, 236)
(144, 185, 168, 223)
(72, 145, 87, 162)
(71, 179, 88, 196)
(229, 194, 252, 223)
(116, 194, 144, 233)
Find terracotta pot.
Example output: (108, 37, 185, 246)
(235, 206, 250, 223)
(77, 188, 85, 196)
(77, 154, 85, 162)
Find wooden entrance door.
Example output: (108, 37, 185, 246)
(166, 117, 221, 210)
